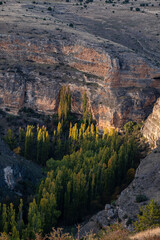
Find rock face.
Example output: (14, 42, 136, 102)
(0, 137, 43, 202)
(78, 147, 160, 237)
(142, 97, 160, 148)
(0, 0, 160, 129)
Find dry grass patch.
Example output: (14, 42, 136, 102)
(130, 227, 160, 240)
(97, 223, 130, 240)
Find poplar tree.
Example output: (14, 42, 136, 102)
(27, 199, 42, 239)
(2, 204, 8, 233)
(58, 85, 71, 121)
(82, 92, 88, 125)
(37, 126, 50, 165)
(17, 199, 24, 236)
(4, 129, 16, 150)
(96, 125, 99, 143)
(24, 125, 34, 160)
(19, 127, 25, 145)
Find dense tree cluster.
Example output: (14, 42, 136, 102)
(45, 126, 137, 224)
(0, 197, 60, 240)
(2, 85, 142, 239)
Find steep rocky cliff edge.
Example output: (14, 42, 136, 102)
(143, 97, 160, 148)
(0, 0, 160, 130)
(0, 0, 160, 235)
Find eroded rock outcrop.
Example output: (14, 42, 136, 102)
(0, 33, 160, 129)
(0, 0, 160, 129)
(142, 97, 160, 148)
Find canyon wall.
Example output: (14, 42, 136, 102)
(142, 97, 160, 148)
(1, 33, 160, 129)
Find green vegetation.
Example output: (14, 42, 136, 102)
(4, 129, 16, 150)
(1, 85, 144, 239)
(134, 200, 160, 231)
(58, 85, 71, 121)
(136, 194, 148, 203)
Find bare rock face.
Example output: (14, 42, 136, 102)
(117, 147, 160, 220)
(1, 33, 160, 129)
(142, 97, 160, 148)
(0, 0, 160, 129)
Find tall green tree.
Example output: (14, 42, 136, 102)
(4, 129, 16, 150)
(82, 92, 88, 125)
(58, 85, 71, 121)
(24, 125, 34, 160)
(37, 126, 50, 165)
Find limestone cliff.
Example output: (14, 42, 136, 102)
(0, 0, 160, 130)
(142, 97, 160, 148)
(0, 33, 160, 129)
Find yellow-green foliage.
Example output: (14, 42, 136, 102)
(4, 129, 16, 150)
(58, 85, 71, 121)
(25, 125, 34, 159)
(37, 126, 50, 164)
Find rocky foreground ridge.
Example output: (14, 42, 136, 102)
(0, 0, 160, 130)
(79, 147, 160, 237)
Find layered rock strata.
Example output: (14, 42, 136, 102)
(0, 33, 160, 129)
(0, 0, 160, 129)
(142, 97, 160, 148)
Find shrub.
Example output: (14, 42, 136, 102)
(134, 200, 160, 231)
(126, 218, 133, 226)
(69, 23, 74, 28)
(136, 194, 148, 203)
(97, 223, 129, 240)
(13, 146, 21, 155)
(124, 121, 134, 133)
